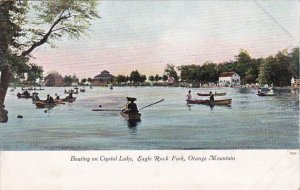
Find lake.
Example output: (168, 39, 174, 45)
(0, 86, 299, 150)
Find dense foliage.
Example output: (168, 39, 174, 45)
(177, 48, 299, 86)
(0, 0, 99, 122)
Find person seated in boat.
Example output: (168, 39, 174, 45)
(32, 92, 36, 100)
(66, 92, 73, 99)
(46, 95, 54, 103)
(32, 92, 40, 101)
(124, 97, 139, 113)
(23, 90, 30, 97)
(186, 90, 192, 100)
(209, 92, 214, 102)
(55, 94, 60, 100)
(35, 93, 40, 101)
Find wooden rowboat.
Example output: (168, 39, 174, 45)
(187, 99, 232, 105)
(257, 93, 274, 96)
(197, 92, 226, 96)
(120, 111, 141, 121)
(35, 101, 59, 108)
(60, 97, 76, 103)
(17, 92, 32, 99)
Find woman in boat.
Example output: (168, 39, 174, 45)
(23, 90, 30, 98)
(55, 94, 60, 100)
(186, 90, 192, 100)
(66, 92, 73, 99)
(124, 97, 139, 113)
(209, 92, 214, 102)
(32, 92, 40, 101)
(46, 95, 54, 103)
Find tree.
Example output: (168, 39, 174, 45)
(64, 74, 79, 86)
(139, 75, 146, 83)
(64, 75, 73, 86)
(288, 47, 299, 78)
(87, 77, 93, 83)
(115, 74, 128, 83)
(162, 75, 168, 81)
(164, 64, 179, 81)
(154, 74, 162, 81)
(26, 63, 43, 83)
(129, 70, 146, 83)
(235, 49, 253, 83)
(130, 70, 141, 83)
(258, 50, 292, 86)
(148, 75, 155, 82)
(0, 0, 99, 122)
(81, 78, 87, 84)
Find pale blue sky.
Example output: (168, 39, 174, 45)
(33, 0, 299, 78)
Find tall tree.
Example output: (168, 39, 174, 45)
(164, 64, 179, 82)
(0, 0, 99, 122)
(26, 63, 43, 83)
(288, 47, 299, 78)
(115, 74, 128, 83)
(258, 50, 292, 86)
(154, 74, 161, 81)
(148, 75, 154, 82)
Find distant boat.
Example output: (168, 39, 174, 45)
(257, 92, 274, 96)
(197, 92, 226, 96)
(187, 99, 232, 106)
(35, 101, 59, 108)
(64, 89, 79, 94)
(80, 88, 85, 92)
(257, 88, 274, 96)
(109, 85, 113, 90)
(17, 92, 32, 99)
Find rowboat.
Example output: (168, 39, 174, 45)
(187, 99, 232, 106)
(64, 90, 79, 94)
(35, 101, 59, 108)
(17, 93, 32, 99)
(120, 111, 141, 121)
(60, 97, 76, 103)
(257, 92, 274, 96)
(80, 89, 85, 92)
(197, 92, 226, 96)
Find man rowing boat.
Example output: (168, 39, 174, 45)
(46, 94, 54, 103)
(123, 97, 139, 114)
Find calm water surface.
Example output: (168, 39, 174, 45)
(0, 86, 299, 150)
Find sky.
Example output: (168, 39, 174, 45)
(31, 0, 299, 79)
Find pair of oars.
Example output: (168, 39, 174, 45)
(92, 99, 164, 112)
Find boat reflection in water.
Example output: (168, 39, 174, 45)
(127, 120, 141, 129)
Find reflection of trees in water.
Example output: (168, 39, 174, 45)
(238, 88, 252, 94)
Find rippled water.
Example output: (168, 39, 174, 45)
(0, 86, 298, 150)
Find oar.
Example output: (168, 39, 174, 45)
(92, 109, 122, 111)
(138, 99, 164, 111)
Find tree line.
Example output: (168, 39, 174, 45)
(19, 48, 299, 87)
(113, 48, 299, 87)
(179, 48, 299, 86)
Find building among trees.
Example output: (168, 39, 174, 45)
(219, 72, 240, 87)
(167, 76, 176, 84)
(44, 72, 64, 87)
(93, 70, 114, 85)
